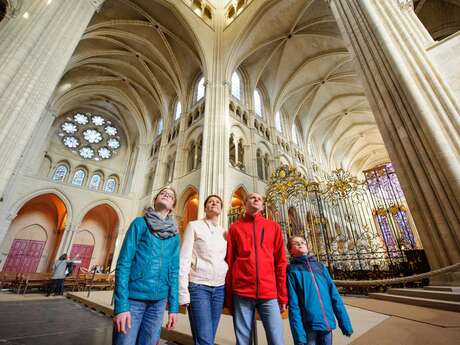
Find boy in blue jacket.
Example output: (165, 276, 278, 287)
(287, 236, 353, 345)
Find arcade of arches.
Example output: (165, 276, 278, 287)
(0, 0, 459, 288)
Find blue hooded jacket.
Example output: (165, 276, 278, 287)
(287, 255, 353, 344)
(114, 217, 180, 315)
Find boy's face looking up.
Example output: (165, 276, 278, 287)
(288, 237, 308, 257)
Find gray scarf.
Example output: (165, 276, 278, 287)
(144, 207, 178, 239)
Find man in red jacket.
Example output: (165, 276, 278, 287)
(225, 192, 287, 345)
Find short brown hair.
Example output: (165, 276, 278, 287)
(153, 186, 177, 208)
(204, 194, 223, 208)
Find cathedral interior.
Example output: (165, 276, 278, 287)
(0, 0, 460, 344)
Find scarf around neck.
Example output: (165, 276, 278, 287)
(144, 207, 178, 239)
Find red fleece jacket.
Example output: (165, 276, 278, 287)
(225, 212, 288, 308)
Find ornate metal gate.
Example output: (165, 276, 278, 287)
(265, 165, 428, 278)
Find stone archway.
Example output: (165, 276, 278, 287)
(1, 193, 68, 273)
(178, 188, 199, 236)
(228, 186, 247, 225)
(71, 204, 119, 273)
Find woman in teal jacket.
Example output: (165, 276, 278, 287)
(113, 187, 180, 345)
(287, 236, 353, 345)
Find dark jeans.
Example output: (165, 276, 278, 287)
(187, 283, 225, 345)
(47, 279, 64, 295)
(112, 298, 167, 345)
(307, 331, 333, 345)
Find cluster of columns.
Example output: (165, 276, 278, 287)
(327, 0, 460, 281)
(0, 0, 104, 195)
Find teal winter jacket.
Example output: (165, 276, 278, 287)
(114, 217, 180, 315)
(287, 255, 353, 344)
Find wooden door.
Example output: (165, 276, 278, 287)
(3, 239, 45, 272)
(69, 244, 94, 273)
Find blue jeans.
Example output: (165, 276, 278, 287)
(112, 298, 167, 345)
(307, 331, 332, 345)
(233, 295, 284, 345)
(188, 283, 225, 345)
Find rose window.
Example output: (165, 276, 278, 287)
(62, 122, 77, 134)
(92, 115, 105, 126)
(107, 138, 120, 149)
(58, 112, 122, 160)
(83, 129, 103, 144)
(98, 147, 111, 159)
(79, 147, 95, 159)
(105, 126, 117, 136)
(74, 113, 89, 125)
(63, 136, 79, 148)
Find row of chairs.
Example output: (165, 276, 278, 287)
(0, 271, 115, 295)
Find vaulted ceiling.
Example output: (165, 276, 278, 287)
(51, 0, 204, 144)
(51, 0, 403, 174)
(231, 0, 389, 173)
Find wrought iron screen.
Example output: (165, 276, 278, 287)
(265, 165, 427, 277)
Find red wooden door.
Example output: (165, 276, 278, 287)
(3, 239, 45, 272)
(70, 244, 94, 273)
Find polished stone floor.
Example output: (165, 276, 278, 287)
(0, 297, 178, 345)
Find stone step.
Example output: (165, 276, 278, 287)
(423, 285, 460, 293)
(368, 292, 460, 312)
(388, 288, 460, 302)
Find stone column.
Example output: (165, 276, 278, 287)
(328, 0, 460, 280)
(172, 113, 187, 180)
(198, 8, 228, 223)
(152, 131, 169, 191)
(0, 0, 104, 198)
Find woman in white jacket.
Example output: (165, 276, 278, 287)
(179, 195, 228, 345)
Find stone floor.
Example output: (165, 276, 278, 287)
(2, 291, 460, 345)
(0, 294, 178, 345)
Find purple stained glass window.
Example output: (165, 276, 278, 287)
(377, 215, 397, 253)
(394, 210, 415, 249)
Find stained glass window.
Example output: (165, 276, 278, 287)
(254, 89, 262, 117)
(175, 101, 182, 120)
(79, 147, 95, 159)
(105, 177, 117, 193)
(71, 169, 86, 186)
(89, 174, 102, 191)
(292, 125, 299, 145)
(365, 162, 418, 251)
(197, 77, 205, 101)
(275, 111, 282, 133)
(52, 165, 68, 182)
(231, 72, 241, 100)
(83, 129, 102, 144)
(157, 118, 163, 136)
(58, 112, 121, 161)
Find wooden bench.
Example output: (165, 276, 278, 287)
(85, 273, 114, 292)
(19, 272, 52, 295)
(0, 272, 21, 292)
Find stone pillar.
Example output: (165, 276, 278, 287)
(173, 113, 187, 181)
(126, 142, 150, 198)
(0, 0, 104, 198)
(198, 8, 228, 223)
(328, 0, 460, 280)
(152, 131, 169, 191)
(57, 223, 77, 256)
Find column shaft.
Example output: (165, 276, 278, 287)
(329, 0, 460, 270)
(0, 0, 100, 197)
